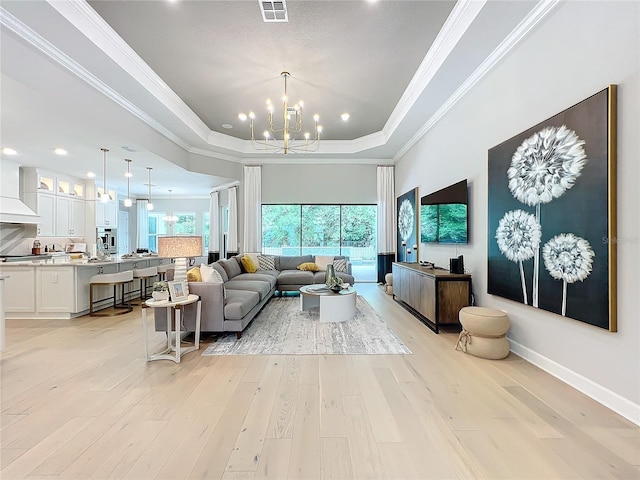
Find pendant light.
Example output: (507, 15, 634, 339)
(146, 167, 154, 210)
(124, 159, 133, 208)
(163, 189, 178, 224)
(100, 148, 109, 203)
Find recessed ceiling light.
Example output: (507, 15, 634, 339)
(341, 113, 350, 121)
(54, 148, 67, 156)
(2, 147, 17, 155)
(87, 172, 96, 178)
(222, 124, 233, 129)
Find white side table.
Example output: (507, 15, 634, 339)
(142, 293, 201, 363)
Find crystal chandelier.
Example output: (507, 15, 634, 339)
(239, 72, 322, 154)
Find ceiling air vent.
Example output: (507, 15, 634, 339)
(260, 1, 288, 22)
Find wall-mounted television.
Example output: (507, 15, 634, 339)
(420, 179, 468, 244)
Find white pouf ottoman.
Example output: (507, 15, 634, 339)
(455, 306, 510, 359)
(384, 273, 393, 295)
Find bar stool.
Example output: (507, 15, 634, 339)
(132, 266, 158, 304)
(157, 264, 170, 281)
(89, 271, 134, 317)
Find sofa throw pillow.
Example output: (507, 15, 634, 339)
(200, 263, 226, 299)
(314, 255, 334, 272)
(211, 262, 229, 282)
(241, 255, 258, 273)
(219, 258, 242, 279)
(200, 263, 223, 283)
(245, 252, 261, 267)
(257, 255, 276, 270)
(279, 255, 313, 271)
(187, 266, 202, 282)
(297, 262, 319, 272)
(333, 258, 348, 272)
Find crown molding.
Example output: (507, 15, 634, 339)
(0, 6, 192, 153)
(188, 147, 240, 163)
(240, 156, 391, 166)
(383, 0, 487, 139)
(393, 0, 561, 163)
(47, 0, 211, 143)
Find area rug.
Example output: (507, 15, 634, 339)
(202, 295, 412, 355)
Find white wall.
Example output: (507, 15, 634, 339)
(262, 163, 377, 204)
(395, 1, 639, 420)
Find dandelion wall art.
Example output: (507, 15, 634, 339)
(488, 86, 617, 331)
(396, 188, 418, 263)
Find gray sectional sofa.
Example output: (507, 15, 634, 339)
(154, 254, 354, 338)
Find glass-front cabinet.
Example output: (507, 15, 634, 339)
(22, 168, 87, 237)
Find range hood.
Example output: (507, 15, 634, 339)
(0, 159, 40, 224)
(0, 196, 40, 224)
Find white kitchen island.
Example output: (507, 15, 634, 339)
(0, 256, 172, 319)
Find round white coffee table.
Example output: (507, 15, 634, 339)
(299, 285, 357, 323)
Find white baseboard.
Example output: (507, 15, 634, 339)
(508, 339, 640, 426)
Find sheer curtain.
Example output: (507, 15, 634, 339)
(208, 191, 220, 262)
(377, 166, 395, 283)
(227, 186, 238, 257)
(137, 199, 149, 250)
(242, 165, 261, 253)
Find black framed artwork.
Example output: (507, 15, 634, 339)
(396, 187, 419, 263)
(488, 86, 617, 331)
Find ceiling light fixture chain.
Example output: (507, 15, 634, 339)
(239, 71, 322, 154)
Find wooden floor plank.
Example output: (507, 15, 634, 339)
(187, 382, 259, 480)
(0, 283, 636, 480)
(265, 356, 301, 440)
(342, 395, 385, 480)
(287, 383, 321, 479)
(225, 357, 284, 472)
(319, 355, 347, 438)
(254, 438, 292, 480)
(320, 437, 354, 480)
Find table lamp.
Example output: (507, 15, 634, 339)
(157, 235, 203, 283)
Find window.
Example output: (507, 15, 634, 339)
(147, 212, 197, 253)
(172, 212, 196, 235)
(261, 204, 377, 281)
(148, 213, 167, 252)
(203, 212, 210, 253)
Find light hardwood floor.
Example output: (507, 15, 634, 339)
(1, 283, 639, 479)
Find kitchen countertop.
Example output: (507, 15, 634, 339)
(0, 256, 166, 267)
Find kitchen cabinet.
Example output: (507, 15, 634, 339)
(33, 193, 56, 236)
(36, 267, 75, 313)
(23, 168, 87, 237)
(0, 258, 173, 319)
(0, 267, 36, 313)
(96, 201, 117, 227)
(26, 193, 85, 237)
(56, 196, 85, 236)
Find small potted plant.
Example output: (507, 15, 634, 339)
(152, 281, 169, 301)
(325, 276, 344, 293)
